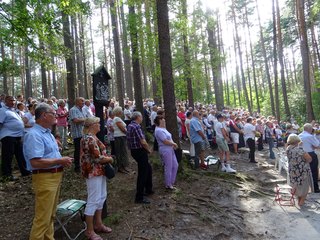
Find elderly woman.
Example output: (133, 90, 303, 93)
(23, 103, 37, 132)
(112, 106, 129, 173)
(154, 115, 179, 190)
(286, 134, 313, 206)
(80, 117, 114, 240)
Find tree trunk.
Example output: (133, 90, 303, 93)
(272, 0, 280, 121)
(276, 0, 291, 120)
(73, 14, 84, 97)
(89, 17, 96, 72)
(120, 2, 133, 100)
(62, 12, 76, 107)
(100, 2, 108, 67)
(181, 0, 194, 108)
(156, 0, 180, 145)
(110, 0, 124, 107)
(1, 39, 8, 95)
(24, 45, 32, 98)
(79, 15, 89, 99)
(128, 4, 144, 125)
(39, 40, 48, 98)
(231, 0, 251, 113)
(256, 0, 275, 116)
(207, 19, 223, 111)
(296, 0, 315, 121)
(245, 4, 260, 113)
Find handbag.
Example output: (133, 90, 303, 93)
(104, 163, 115, 179)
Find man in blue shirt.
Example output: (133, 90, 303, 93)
(0, 95, 29, 180)
(190, 110, 207, 170)
(299, 123, 320, 193)
(24, 103, 73, 240)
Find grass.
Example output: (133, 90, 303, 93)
(103, 212, 124, 226)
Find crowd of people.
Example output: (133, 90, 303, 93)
(1, 93, 320, 239)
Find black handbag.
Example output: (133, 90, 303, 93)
(104, 163, 115, 179)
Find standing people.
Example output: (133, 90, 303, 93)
(113, 107, 129, 173)
(185, 111, 195, 159)
(189, 110, 207, 170)
(127, 112, 153, 204)
(286, 134, 313, 206)
(256, 119, 264, 151)
(154, 116, 179, 190)
(0, 96, 30, 180)
(214, 114, 236, 173)
(23, 103, 73, 240)
(229, 115, 242, 154)
(177, 107, 187, 140)
(69, 97, 86, 172)
(124, 104, 132, 126)
(80, 117, 114, 240)
(56, 99, 69, 150)
(106, 110, 115, 155)
(244, 117, 257, 163)
(83, 99, 94, 118)
(299, 123, 320, 193)
(265, 121, 276, 160)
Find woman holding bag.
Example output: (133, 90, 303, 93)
(80, 117, 114, 240)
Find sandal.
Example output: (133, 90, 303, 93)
(85, 232, 103, 240)
(94, 224, 112, 234)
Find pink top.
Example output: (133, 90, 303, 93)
(56, 106, 68, 127)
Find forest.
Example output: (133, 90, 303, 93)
(0, 0, 320, 124)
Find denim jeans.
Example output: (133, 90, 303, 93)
(266, 137, 275, 159)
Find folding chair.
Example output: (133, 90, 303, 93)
(274, 184, 295, 206)
(55, 199, 87, 240)
(205, 155, 221, 170)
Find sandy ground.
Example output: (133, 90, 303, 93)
(0, 144, 320, 240)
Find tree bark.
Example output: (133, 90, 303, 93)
(62, 12, 76, 107)
(272, 0, 280, 121)
(255, 0, 275, 116)
(156, 0, 180, 145)
(1, 39, 8, 95)
(276, 0, 291, 120)
(24, 45, 32, 98)
(110, 0, 124, 107)
(120, 2, 133, 100)
(181, 0, 194, 108)
(296, 0, 315, 121)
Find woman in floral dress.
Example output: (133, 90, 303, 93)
(80, 117, 114, 240)
(286, 134, 313, 207)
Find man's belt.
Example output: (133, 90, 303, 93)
(32, 166, 63, 174)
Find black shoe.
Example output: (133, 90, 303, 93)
(22, 171, 31, 177)
(135, 198, 151, 204)
(315, 189, 320, 193)
(4, 175, 18, 182)
(249, 160, 258, 163)
(144, 190, 155, 196)
(74, 168, 81, 173)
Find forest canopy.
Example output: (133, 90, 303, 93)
(0, 0, 320, 123)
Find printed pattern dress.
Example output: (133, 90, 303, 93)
(80, 134, 106, 179)
(287, 145, 314, 196)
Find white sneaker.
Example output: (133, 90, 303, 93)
(226, 164, 237, 173)
(221, 163, 227, 172)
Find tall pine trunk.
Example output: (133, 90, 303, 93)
(276, 0, 291, 119)
(296, 0, 315, 121)
(24, 45, 32, 98)
(156, 0, 180, 145)
(110, 0, 124, 107)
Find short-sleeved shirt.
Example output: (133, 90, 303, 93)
(113, 117, 126, 137)
(56, 106, 68, 127)
(124, 108, 132, 120)
(299, 131, 320, 153)
(106, 117, 115, 141)
(244, 123, 256, 141)
(155, 127, 173, 150)
(190, 117, 204, 144)
(214, 121, 225, 139)
(23, 123, 62, 171)
(0, 106, 25, 139)
(127, 121, 145, 149)
(23, 112, 35, 132)
(69, 106, 85, 139)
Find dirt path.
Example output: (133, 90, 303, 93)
(0, 145, 320, 240)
